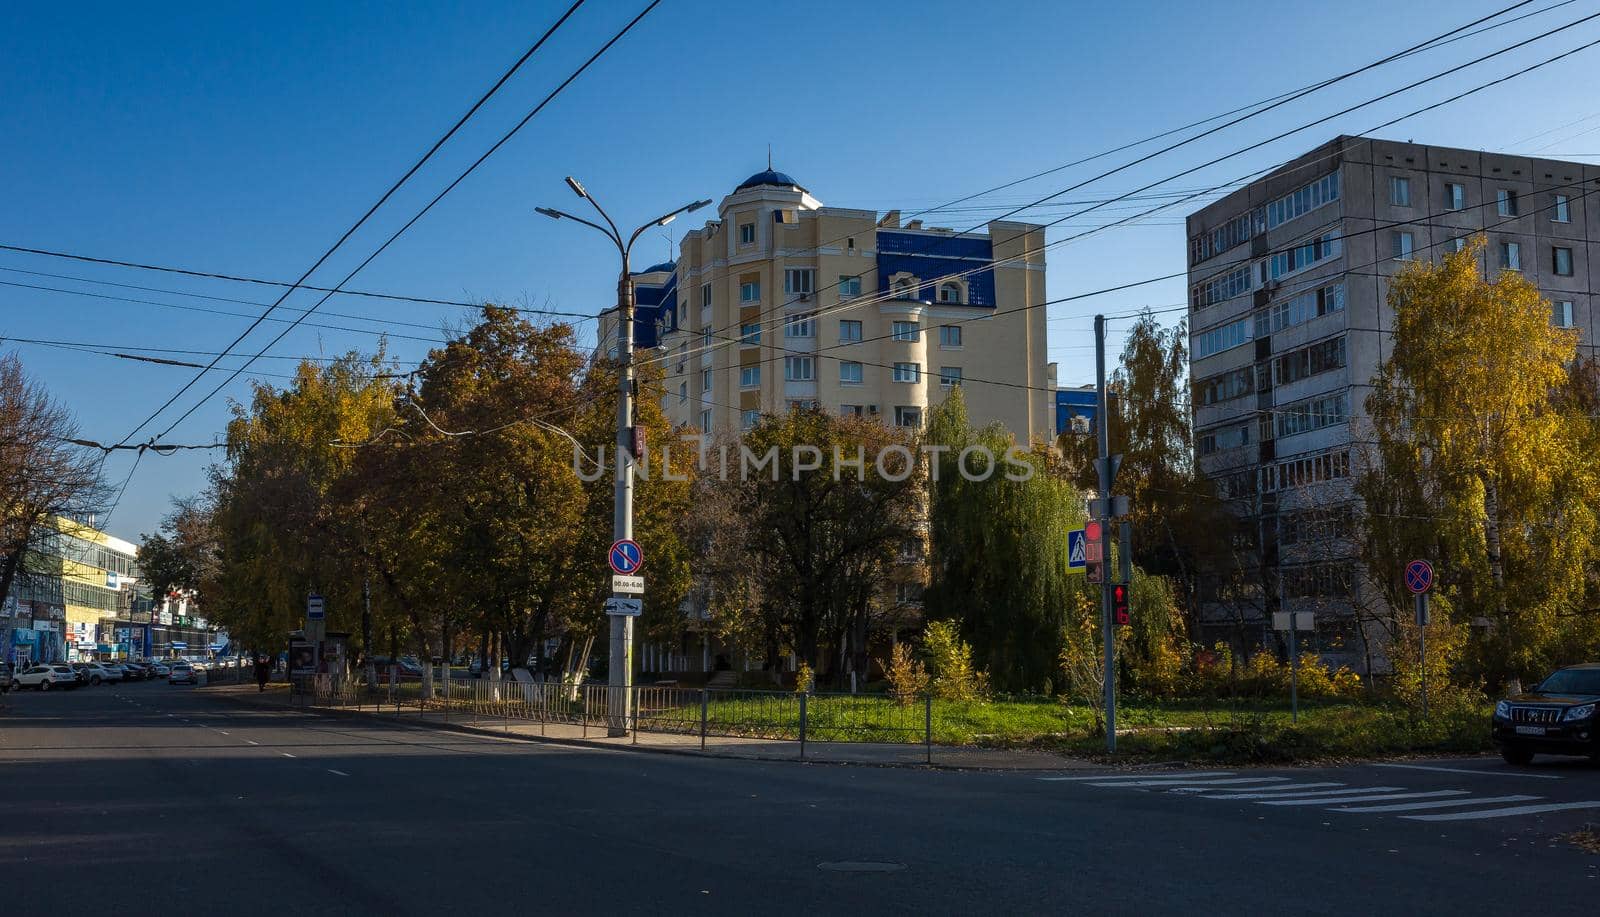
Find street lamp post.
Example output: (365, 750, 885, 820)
(537, 180, 710, 737)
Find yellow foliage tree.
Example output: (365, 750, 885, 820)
(1360, 238, 1599, 684)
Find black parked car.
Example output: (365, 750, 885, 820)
(1492, 664, 1600, 764)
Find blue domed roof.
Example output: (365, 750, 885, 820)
(634, 260, 676, 275)
(736, 169, 806, 193)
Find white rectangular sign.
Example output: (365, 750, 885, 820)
(604, 597, 642, 616)
(1272, 611, 1315, 632)
(611, 575, 644, 595)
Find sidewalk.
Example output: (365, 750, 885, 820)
(202, 682, 1099, 772)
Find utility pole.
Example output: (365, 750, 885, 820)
(538, 180, 710, 738)
(1094, 314, 1116, 754)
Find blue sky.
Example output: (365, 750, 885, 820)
(5, 0, 1600, 538)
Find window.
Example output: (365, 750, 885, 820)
(1554, 193, 1571, 223)
(894, 279, 914, 300)
(1500, 241, 1521, 271)
(891, 320, 920, 342)
(740, 280, 760, 302)
(738, 222, 755, 245)
(1259, 449, 1350, 494)
(1389, 176, 1411, 207)
(701, 283, 712, 309)
(1273, 336, 1347, 386)
(939, 366, 963, 388)
(702, 368, 713, 393)
(1190, 212, 1252, 263)
(1276, 392, 1348, 438)
(741, 409, 759, 430)
(839, 275, 862, 298)
(840, 405, 863, 417)
(895, 581, 924, 603)
(678, 382, 687, 404)
(787, 399, 819, 411)
(1497, 189, 1518, 217)
(939, 325, 962, 348)
(784, 356, 814, 382)
(1445, 182, 1465, 210)
(701, 329, 712, 349)
(1263, 171, 1340, 230)
(699, 409, 712, 432)
(1446, 236, 1467, 254)
(1554, 300, 1574, 328)
(676, 343, 686, 373)
(1554, 246, 1574, 276)
(938, 282, 961, 304)
(1198, 423, 1250, 455)
(784, 268, 815, 295)
(838, 320, 862, 343)
(740, 365, 761, 387)
(839, 361, 863, 384)
(1192, 264, 1252, 309)
(1195, 367, 1254, 405)
(1391, 231, 1414, 260)
(892, 362, 920, 383)
(1264, 230, 1341, 281)
(784, 313, 814, 337)
(894, 406, 922, 428)
(740, 323, 761, 345)
(1192, 316, 1253, 359)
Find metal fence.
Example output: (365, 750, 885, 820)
(286, 672, 935, 760)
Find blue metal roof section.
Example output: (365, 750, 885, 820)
(1055, 389, 1099, 436)
(635, 260, 677, 275)
(628, 270, 678, 349)
(875, 231, 996, 306)
(736, 169, 806, 193)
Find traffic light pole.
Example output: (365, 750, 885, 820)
(1095, 314, 1116, 754)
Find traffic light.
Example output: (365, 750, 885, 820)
(1084, 521, 1104, 583)
(1112, 583, 1130, 626)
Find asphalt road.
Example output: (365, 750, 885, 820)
(3, 682, 1597, 915)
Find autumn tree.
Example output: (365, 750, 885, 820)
(1059, 313, 1223, 628)
(1358, 239, 1600, 684)
(0, 352, 105, 611)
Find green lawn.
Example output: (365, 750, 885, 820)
(299, 678, 1495, 764)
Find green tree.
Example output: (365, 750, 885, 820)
(923, 387, 1083, 692)
(1359, 239, 1600, 684)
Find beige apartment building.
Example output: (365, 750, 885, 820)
(610, 168, 1054, 443)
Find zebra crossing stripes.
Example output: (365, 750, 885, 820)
(1330, 795, 1539, 813)
(1040, 769, 1600, 823)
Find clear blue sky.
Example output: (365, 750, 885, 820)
(4, 0, 1599, 539)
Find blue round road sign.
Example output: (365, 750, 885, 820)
(608, 539, 643, 575)
(1404, 559, 1433, 594)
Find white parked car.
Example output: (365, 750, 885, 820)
(72, 662, 119, 685)
(169, 663, 198, 685)
(16, 664, 80, 690)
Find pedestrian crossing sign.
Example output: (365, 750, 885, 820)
(1067, 528, 1086, 573)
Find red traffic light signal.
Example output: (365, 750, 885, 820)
(1085, 521, 1102, 544)
(1112, 583, 1130, 625)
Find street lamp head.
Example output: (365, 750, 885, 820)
(534, 206, 563, 220)
(687, 199, 712, 213)
(655, 213, 677, 228)
(564, 176, 588, 200)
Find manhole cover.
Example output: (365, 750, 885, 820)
(817, 861, 905, 873)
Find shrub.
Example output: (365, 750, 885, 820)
(794, 661, 815, 695)
(1295, 653, 1363, 699)
(882, 643, 928, 706)
(923, 620, 990, 701)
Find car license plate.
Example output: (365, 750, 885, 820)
(1515, 725, 1546, 736)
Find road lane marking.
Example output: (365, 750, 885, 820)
(1373, 763, 1563, 780)
(1331, 795, 1541, 813)
(245, 740, 259, 746)
(281, 753, 297, 758)
(1090, 777, 1290, 788)
(218, 731, 229, 735)
(327, 769, 350, 777)
(1402, 800, 1600, 821)
(1039, 771, 1235, 782)
(1203, 786, 1401, 801)
(1259, 790, 1468, 807)
(1179, 782, 1346, 797)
